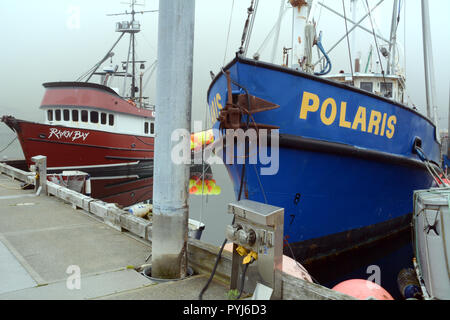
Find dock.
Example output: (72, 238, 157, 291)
(0, 161, 354, 301)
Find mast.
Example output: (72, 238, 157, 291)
(421, 0, 438, 124)
(271, 0, 285, 63)
(448, 86, 450, 158)
(350, 0, 358, 72)
(387, 0, 399, 75)
(131, 4, 136, 100)
(107, 1, 158, 100)
(290, 0, 314, 72)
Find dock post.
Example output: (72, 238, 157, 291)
(31, 155, 47, 195)
(151, 0, 195, 279)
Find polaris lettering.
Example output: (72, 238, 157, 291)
(299, 91, 397, 139)
(210, 93, 223, 125)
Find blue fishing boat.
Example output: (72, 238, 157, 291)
(207, 0, 443, 263)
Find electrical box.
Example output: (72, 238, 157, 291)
(226, 199, 284, 299)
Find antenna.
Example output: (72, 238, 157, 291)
(106, 0, 158, 100)
(107, 1, 158, 17)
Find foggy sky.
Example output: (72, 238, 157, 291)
(0, 0, 449, 137)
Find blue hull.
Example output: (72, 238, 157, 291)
(208, 57, 440, 260)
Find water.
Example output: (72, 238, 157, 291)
(0, 126, 24, 161)
(0, 126, 413, 299)
(306, 229, 414, 300)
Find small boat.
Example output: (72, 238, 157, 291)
(207, 0, 443, 264)
(2, 2, 157, 206)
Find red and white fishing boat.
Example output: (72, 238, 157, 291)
(2, 2, 157, 207)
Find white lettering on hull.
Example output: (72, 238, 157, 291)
(48, 128, 90, 141)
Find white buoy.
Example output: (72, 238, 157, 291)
(128, 203, 153, 218)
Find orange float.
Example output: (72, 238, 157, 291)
(332, 279, 394, 300)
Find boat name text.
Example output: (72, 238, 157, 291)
(299, 91, 397, 139)
(209, 93, 223, 126)
(48, 128, 90, 141)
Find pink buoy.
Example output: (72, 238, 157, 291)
(332, 279, 394, 300)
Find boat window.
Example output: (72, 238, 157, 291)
(81, 110, 88, 123)
(360, 82, 373, 93)
(47, 110, 53, 121)
(55, 109, 61, 121)
(101, 113, 107, 125)
(150, 122, 154, 134)
(109, 114, 114, 126)
(144, 122, 149, 134)
(63, 109, 70, 121)
(72, 110, 79, 122)
(90, 111, 99, 124)
(380, 82, 393, 98)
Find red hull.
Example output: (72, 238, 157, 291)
(1, 62, 157, 207)
(2, 118, 155, 207)
(91, 177, 153, 207)
(6, 118, 154, 170)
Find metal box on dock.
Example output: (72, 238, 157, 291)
(413, 188, 450, 300)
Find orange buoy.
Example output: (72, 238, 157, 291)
(332, 279, 394, 300)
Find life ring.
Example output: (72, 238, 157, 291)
(127, 99, 136, 107)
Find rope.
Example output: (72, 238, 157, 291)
(253, 164, 268, 204)
(364, 0, 387, 85)
(285, 238, 321, 284)
(223, 0, 235, 66)
(0, 136, 18, 154)
(239, 0, 257, 56)
(255, 6, 290, 60)
(415, 146, 448, 187)
(244, 0, 259, 56)
(199, 70, 255, 301)
(314, 32, 332, 75)
(199, 100, 212, 229)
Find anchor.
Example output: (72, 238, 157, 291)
(217, 71, 280, 132)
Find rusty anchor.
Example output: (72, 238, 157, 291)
(217, 71, 280, 132)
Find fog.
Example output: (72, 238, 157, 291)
(0, 0, 448, 128)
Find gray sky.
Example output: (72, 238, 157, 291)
(0, 0, 449, 131)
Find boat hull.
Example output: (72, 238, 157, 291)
(208, 57, 441, 261)
(2, 117, 154, 177)
(2, 117, 154, 207)
(91, 176, 153, 207)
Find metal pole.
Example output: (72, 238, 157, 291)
(313, 0, 385, 68)
(317, 1, 390, 44)
(85, 33, 124, 83)
(151, 0, 195, 280)
(421, 0, 438, 125)
(271, 0, 285, 63)
(350, 0, 357, 71)
(291, 0, 310, 70)
(387, 0, 399, 75)
(448, 85, 450, 158)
